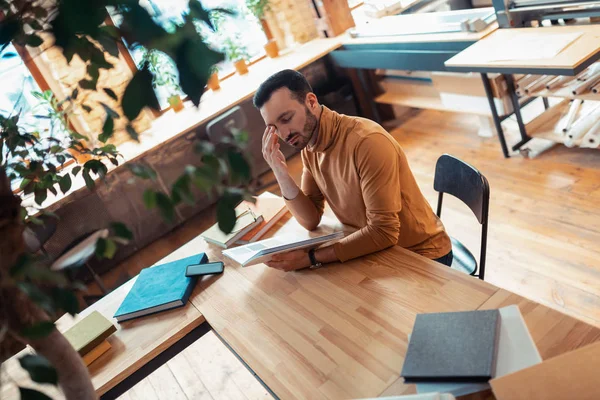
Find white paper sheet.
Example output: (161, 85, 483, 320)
(483, 32, 583, 62)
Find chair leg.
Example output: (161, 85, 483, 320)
(85, 262, 108, 294)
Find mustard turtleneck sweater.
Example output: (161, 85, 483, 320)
(285, 106, 451, 262)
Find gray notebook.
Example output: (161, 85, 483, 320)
(401, 309, 501, 383)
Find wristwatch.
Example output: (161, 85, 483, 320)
(308, 249, 324, 270)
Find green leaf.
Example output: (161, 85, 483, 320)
(104, 238, 117, 259)
(82, 168, 95, 189)
(111, 222, 133, 240)
(18, 387, 53, 400)
(59, 174, 72, 194)
(100, 102, 120, 118)
(34, 188, 48, 205)
(126, 124, 139, 141)
(143, 189, 157, 208)
(227, 150, 251, 183)
(216, 195, 240, 234)
(171, 174, 194, 205)
(0, 17, 20, 52)
(19, 355, 58, 385)
(109, 157, 119, 166)
(176, 37, 224, 106)
(95, 237, 106, 258)
(97, 31, 120, 58)
(99, 115, 114, 143)
(127, 163, 156, 180)
(51, 287, 79, 315)
(122, 65, 160, 121)
(72, 166, 82, 176)
(26, 34, 44, 47)
(71, 87, 79, 99)
(79, 78, 96, 90)
(84, 159, 108, 179)
(20, 321, 55, 340)
(20, 178, 33, 190)
(156, 192, 175, 222)
(10, 254, 31, 277)
(103, 88, 118, 101)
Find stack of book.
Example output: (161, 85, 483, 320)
(62, 311, 117, 366)
(401, 306, 542, 397)
(201, 192, 287, 248)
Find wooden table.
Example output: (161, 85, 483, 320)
(444, 24, 600, 76)
(4, 214, 600, 399)
(187, 216, 600, 399)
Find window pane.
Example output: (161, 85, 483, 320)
(0, 44, 69, 190)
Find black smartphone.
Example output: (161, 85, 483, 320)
(185, 261, 224, 277)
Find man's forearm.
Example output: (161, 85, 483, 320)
(274, 169, 300, 200)
(275, 170, 322, 230)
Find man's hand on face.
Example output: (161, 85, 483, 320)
(265, 249, 311, 272)
(262, 125, 288, 176)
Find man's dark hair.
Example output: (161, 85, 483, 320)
(253, 69, 313, 108)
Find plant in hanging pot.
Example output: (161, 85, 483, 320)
(222, 36, 250, 75)
(144, 49, 185, 112)
(207, 65, 221, 91)
(245, 0, 279, 58)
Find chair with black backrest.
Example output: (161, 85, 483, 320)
(434, 154, 490, 280)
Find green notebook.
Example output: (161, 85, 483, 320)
(63, 311, 116, 356)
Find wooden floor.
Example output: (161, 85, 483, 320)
(92, 108, 600, 396)
(118, 331, 273, 400)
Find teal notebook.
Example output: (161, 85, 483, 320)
(114, 253, 208, 322)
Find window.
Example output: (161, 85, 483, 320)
(0, 44, 71, 190)
(117, 0, 267, 109)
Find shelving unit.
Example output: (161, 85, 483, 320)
(445, 24, 600, 158)
(526, 98, 600, 144)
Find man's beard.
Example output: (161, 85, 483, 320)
(288, 106, 318, 149)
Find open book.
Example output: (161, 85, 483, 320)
(223, 231, 345, 267)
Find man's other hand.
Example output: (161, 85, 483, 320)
(265, 249, 311, 272)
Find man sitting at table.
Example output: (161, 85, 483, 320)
(253, 69, 452, 271)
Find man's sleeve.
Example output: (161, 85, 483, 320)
(333, 133, 402, 262)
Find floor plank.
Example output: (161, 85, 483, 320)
(96, 108, 600, 331)
(117, 331, 272, 400)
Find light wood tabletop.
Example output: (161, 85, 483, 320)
(187, 215, 501, 399)
(445, 24, 600, 75)
(4, 212, 600, 399)
(185, 213, 600, 400)
(1, 263, 205, 399)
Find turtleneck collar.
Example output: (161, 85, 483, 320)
(306, 105, 337, 153)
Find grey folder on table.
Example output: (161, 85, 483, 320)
(401, 309, 501, 383)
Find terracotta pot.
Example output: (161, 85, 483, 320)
(207, 72, 220, 91)
(234, 59, 248, 75)
(168, 94, 184, 112)
(264, 39, 279, 58)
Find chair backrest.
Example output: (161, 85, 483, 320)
(206, 106, 247, 143)
(434, 154, 489, 224)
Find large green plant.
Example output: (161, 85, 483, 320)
(0, 1, 254, 399)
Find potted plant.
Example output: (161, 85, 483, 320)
(245, 0, 279, 58)
(207, 65, 220, 91)
(144, 50, 185, 112)
(222, 36, 250, 75)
